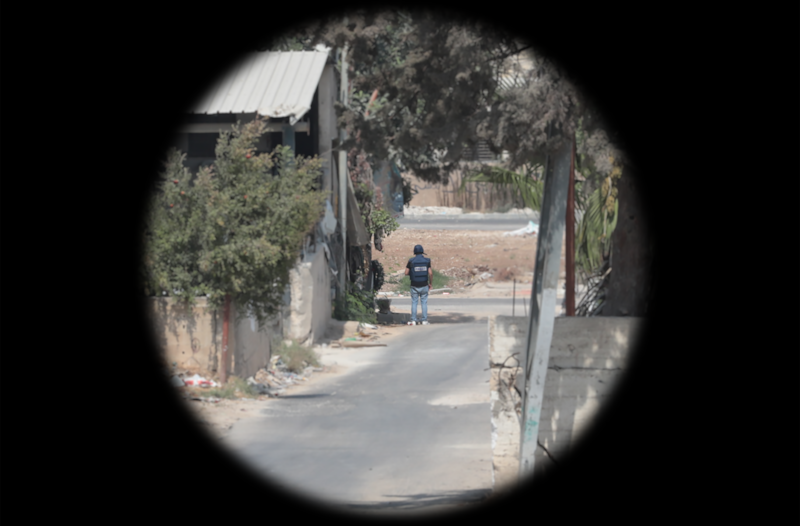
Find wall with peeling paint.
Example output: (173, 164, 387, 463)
(488, 315, 643, 491)
(147, 297, 276, 381)
(230, 300, 275, 380)
(285, 244, 331, 346)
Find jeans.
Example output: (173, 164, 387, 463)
(410, 285, 428, 322)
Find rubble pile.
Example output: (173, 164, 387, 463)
(442, 265, 495, 287)
(163, 355, 325, 402)
(165, 367, 223, 403)
(332, 322, 389, 344)
(248, 355, 324, 397)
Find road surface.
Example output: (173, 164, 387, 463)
(222, 322, 494, 515)
(390, 296, 540, 319)
(397, 215, 536, 231)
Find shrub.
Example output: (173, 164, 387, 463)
(334, 288, 377, 324)
(141, 117, 326, 330)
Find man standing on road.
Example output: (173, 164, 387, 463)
(405, 244, 432, 325)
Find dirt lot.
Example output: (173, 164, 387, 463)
(375, 227, 565, 294)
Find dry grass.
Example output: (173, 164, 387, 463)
(276, 340, 320, 373)
(495, 268, 519, 281)
(186, 375, 259, 399)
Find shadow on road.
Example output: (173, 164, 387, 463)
(274, 393, 332, 399)
(425, 313, 487, 324)
(340, 488, 492, 513)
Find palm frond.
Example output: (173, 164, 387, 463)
(460, 166, 544, 211)
(575, 184, 617, 282)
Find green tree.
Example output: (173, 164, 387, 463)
(457, 122, 622, 305)
(272, 11, 620, 182)
(142, 118, 326, 329)
(263, 11, 646, 315)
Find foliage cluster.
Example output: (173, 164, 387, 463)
(457, 119, 621, 283)
(266, 11, 630, 310)
(141, 118, 326, 329)
(370, 260, 385, 291)
(460, 163, 544, 212)
(333, 287, 377, 324)
(265, 11, 625, 186)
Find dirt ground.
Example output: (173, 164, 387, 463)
(375, 228, 566, 295)
(179, 393, 272, 441)
(179, 363, 347, 441)
(176, 330, 406, 441)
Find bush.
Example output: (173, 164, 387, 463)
(141, 117, 326, 330)
(334, 288, 377, 324)
(371, 260, 385, 291)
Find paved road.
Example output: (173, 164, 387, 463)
(223, 322, 494, 515)
(390, 296, 541, 319)
(397, 215, 537, 231)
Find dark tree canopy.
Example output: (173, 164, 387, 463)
(264, 9, 627, 186)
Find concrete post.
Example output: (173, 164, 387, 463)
(566, 135, 576, 316)
(337, 44, 349, 311)
(282, 123, 295, 154)
(518, 137, 571, 478)
(220, 294, 230, 385)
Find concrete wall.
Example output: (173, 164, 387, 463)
(147, 296, 274, 381)
(285, 243, 332, 345)
(148, 297, 220, 375)
(488, 315, 644, 492)
(317, 63, 337, 200)
(229, 301, 274, 380)
(403, 168, 517, 211)
(600, 166, 655, 317)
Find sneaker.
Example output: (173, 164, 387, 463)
(421, 321, 429, 325)
(407, 321, 416, 326)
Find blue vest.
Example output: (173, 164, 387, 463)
(409, 254, 430, 283)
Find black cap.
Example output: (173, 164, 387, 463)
(414, 245, 424, 254)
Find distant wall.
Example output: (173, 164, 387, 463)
(488, 315, 644, 492)
(404, 168, 522, 211)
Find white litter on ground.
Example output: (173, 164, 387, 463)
(403, 205, 464, 215)
(502, 220, 539, 237)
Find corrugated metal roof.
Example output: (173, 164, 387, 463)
(190, 50, 329, 125)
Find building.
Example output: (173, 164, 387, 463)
(170, 47, 370, 345)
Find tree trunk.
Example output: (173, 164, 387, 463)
(600, 165, 655, 316)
